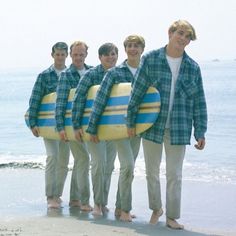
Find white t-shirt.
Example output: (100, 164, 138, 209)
(126, 62, 138, 77)
(77, 68, 87, 77)
(165, 55, 182, 128)
(54, 66, 66, 77)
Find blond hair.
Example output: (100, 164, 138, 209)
(70, 41, 89, 53)
(168, 20, 197, 41)
(123, 35, 145, 48)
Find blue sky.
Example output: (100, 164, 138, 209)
(0, 0, 235, 70)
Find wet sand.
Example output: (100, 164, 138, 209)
(0, 168, 235, 236)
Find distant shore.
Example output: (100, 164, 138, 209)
(0, 168, 235, 236)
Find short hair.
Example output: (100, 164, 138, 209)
(98, 43, 118, 56)
(70, 41, 89, 53)
(123, 35, 145, 48)
(52, 42, 68, 54)
(168, 20, 197, 41)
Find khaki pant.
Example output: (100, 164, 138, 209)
(104, 141, 117, 206)
(115, 136, 141, 210)
(86, 141, 116, 206)
(114, 136, 141, 212)
(142, 129, 185, 219)
(55, 140, 90, 204)
(68, 141, 90, 204)
(43, 138, 70, 198)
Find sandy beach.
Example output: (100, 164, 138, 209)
(0, 168, 235, 236)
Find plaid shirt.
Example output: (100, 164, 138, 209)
(28, 65, 60, 128)
(72, 64, 107, 129)
(127, 47, 207, 145)
(86, 61, 136, 135)
(55, 63, 92, 131)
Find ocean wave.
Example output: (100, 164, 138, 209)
(0, 155, 235, 184)
(0, 161, 44, 169)
(133, 159, 236, 185)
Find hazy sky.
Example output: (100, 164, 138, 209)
(1, 0, 235, 70)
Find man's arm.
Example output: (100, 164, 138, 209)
(193, 67, 208, 142)
(72, 72, 93, 141)
(86, 71, 114, 141)
(55, 72, 71, 141)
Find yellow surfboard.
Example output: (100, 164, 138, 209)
(25, 83, 161, 141)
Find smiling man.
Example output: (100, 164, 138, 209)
(86, 35, 145, 221)
(55, 41, 92, 210)
(28, 42, 69, 209)
(72, 43, 118, 216)
(126, 20, 207, 229)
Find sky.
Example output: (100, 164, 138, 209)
(0, 0, 236, 70)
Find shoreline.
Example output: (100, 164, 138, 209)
(1, 216, 235, 236)
(0, 168, 235, 236)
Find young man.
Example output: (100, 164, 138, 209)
(28, 42, 70, 209)
(127, 20, 207, 229)
(55, 41, 92, 210)
(86, 35, 145, 221)
(72, 43, 118, 216)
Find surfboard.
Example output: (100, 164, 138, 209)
(25, 83, 161, 141)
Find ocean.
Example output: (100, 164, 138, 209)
(0, 61, 236, 184)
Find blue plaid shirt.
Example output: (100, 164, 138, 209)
(55, 63, 92, 131)
(72, 64, 107, 129)
(28, 65, 60, 128)
(86, 61, 137, 135)
(127, 47, 207, 145)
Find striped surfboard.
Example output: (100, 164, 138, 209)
(25, 82, 161, 141)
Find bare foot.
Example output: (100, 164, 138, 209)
(166, 218, 184, 230)
(119, 211, 132, 222)
(55, 197, 62, 204)
(80, 204, 93, 212)
(149, 208, 163, 225)
(47, 198, 60, 209)
(92, 204, 102, 216)
(115, 208, 121, 217)
(102, 206, 109, 213)
(115, 208, 136, 218)
(69, 200, 81, 207)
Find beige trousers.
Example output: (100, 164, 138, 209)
(142, 129, 185, 219)
(43, 138, 70, 198)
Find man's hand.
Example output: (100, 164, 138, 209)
(31, 126, 40, 137)
(127, 128, 136, 138)
(59, 130, 68, 142)
(89, 134, 99, 143)
(194, 138, 205, 150)
(74, 128, 84, 142)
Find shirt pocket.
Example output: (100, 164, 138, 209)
(177, 79, 198, 98)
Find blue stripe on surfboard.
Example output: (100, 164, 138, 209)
(40, 103, 55, 111)
(82, 112, 159, 125)
(37, 113, 159, 127)
(84, 93, 160, 108)
(39, 102, 75, 111)
(39, 93, 160, 112)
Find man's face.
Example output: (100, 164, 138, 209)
(125, 42, 144, 61)
(169, 27, 191, 52)
(52, 49, 68, 67)
(70, 45, 88, 69)
(99, 49, 118, 70)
